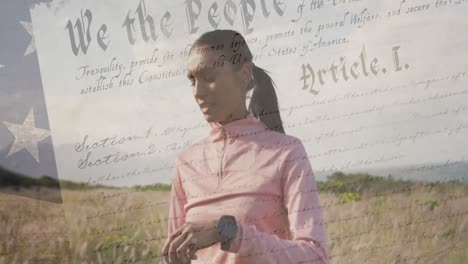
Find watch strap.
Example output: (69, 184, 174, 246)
(220, 236, 234, 251)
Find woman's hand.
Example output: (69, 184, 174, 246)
(161, 219, 221, 263)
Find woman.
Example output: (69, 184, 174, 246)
(161, 29, 329, 264)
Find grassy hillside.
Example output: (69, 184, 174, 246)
(1, 170, 467, 263)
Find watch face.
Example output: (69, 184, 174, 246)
(219, 215, 237, 239)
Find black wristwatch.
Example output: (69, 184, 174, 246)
(216, 215, 238, 251)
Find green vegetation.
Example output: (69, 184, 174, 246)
(0, 166, 60, 189)
(317, 171, 416, 195)
(336, 192, 361, 204)
(318, 171, 467, 195)
(316, 171, 468, 204)
(3, 165, 467, 196)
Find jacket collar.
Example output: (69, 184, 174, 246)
(208, 111, 268, 142)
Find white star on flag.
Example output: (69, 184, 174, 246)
(20, 21, 35, 56)
(3, 108, 50, 163)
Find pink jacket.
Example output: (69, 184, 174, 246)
(167, 112, 329, 264)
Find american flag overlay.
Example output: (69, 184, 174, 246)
(0, 0, 61, 203)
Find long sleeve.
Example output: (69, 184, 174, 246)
(224, 140, 330, 264)
(167, 164, 188, 236)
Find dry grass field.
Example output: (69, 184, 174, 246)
(1, 181, 467, 264)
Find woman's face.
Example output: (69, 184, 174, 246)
(187, 45, 251, 124)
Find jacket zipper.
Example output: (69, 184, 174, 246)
(217, 128, 227, 190)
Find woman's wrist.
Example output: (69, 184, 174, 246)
(211, 218, 223, 244)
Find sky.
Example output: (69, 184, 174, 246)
(1, 0, 467, 186)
